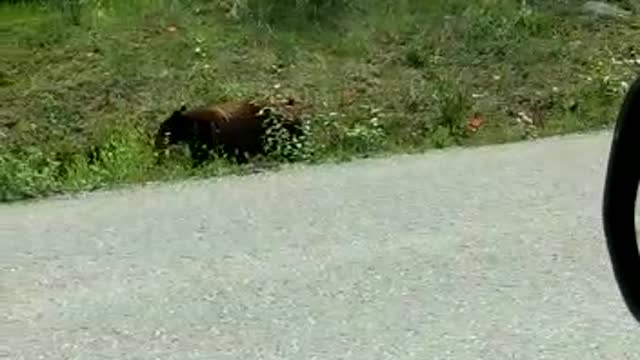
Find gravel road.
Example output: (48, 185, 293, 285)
(1, 131, 639, 359)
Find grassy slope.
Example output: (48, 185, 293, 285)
(1, 0, 639, 201)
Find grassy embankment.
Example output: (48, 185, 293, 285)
(1, 0, 639, 201)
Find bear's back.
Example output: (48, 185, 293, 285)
(179, 101, 260, 127)
(177, 101, 266, 149)
(209, 101, 263, 123)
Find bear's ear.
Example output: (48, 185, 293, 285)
(171, 105, 186, 117)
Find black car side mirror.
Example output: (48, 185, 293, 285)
(602, 75, 640, 323)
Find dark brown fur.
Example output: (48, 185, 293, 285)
(155, 101, 304, 165)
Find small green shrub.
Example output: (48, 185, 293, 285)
(0, 148, 61, 201)
(431, 76, 472, 147)
(263, 114, 314, 163)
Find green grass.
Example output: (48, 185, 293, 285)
(1, 0, 639, 201)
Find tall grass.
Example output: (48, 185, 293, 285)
(1, 0, 638, 201)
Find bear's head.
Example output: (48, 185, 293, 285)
(155, 105, 188, 150)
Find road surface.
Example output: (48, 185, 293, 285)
(1, 131, 639, 359)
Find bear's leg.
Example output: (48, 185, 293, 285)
(233, 149, 250, 164)
(219, 141, 249, 165)
(189, 142, 210, 167)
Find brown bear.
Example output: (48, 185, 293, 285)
(154, 100, 305, 166)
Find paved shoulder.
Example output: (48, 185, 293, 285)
(1, 132, 638, 359)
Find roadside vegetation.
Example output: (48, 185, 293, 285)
(1, 0, 639, 201)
